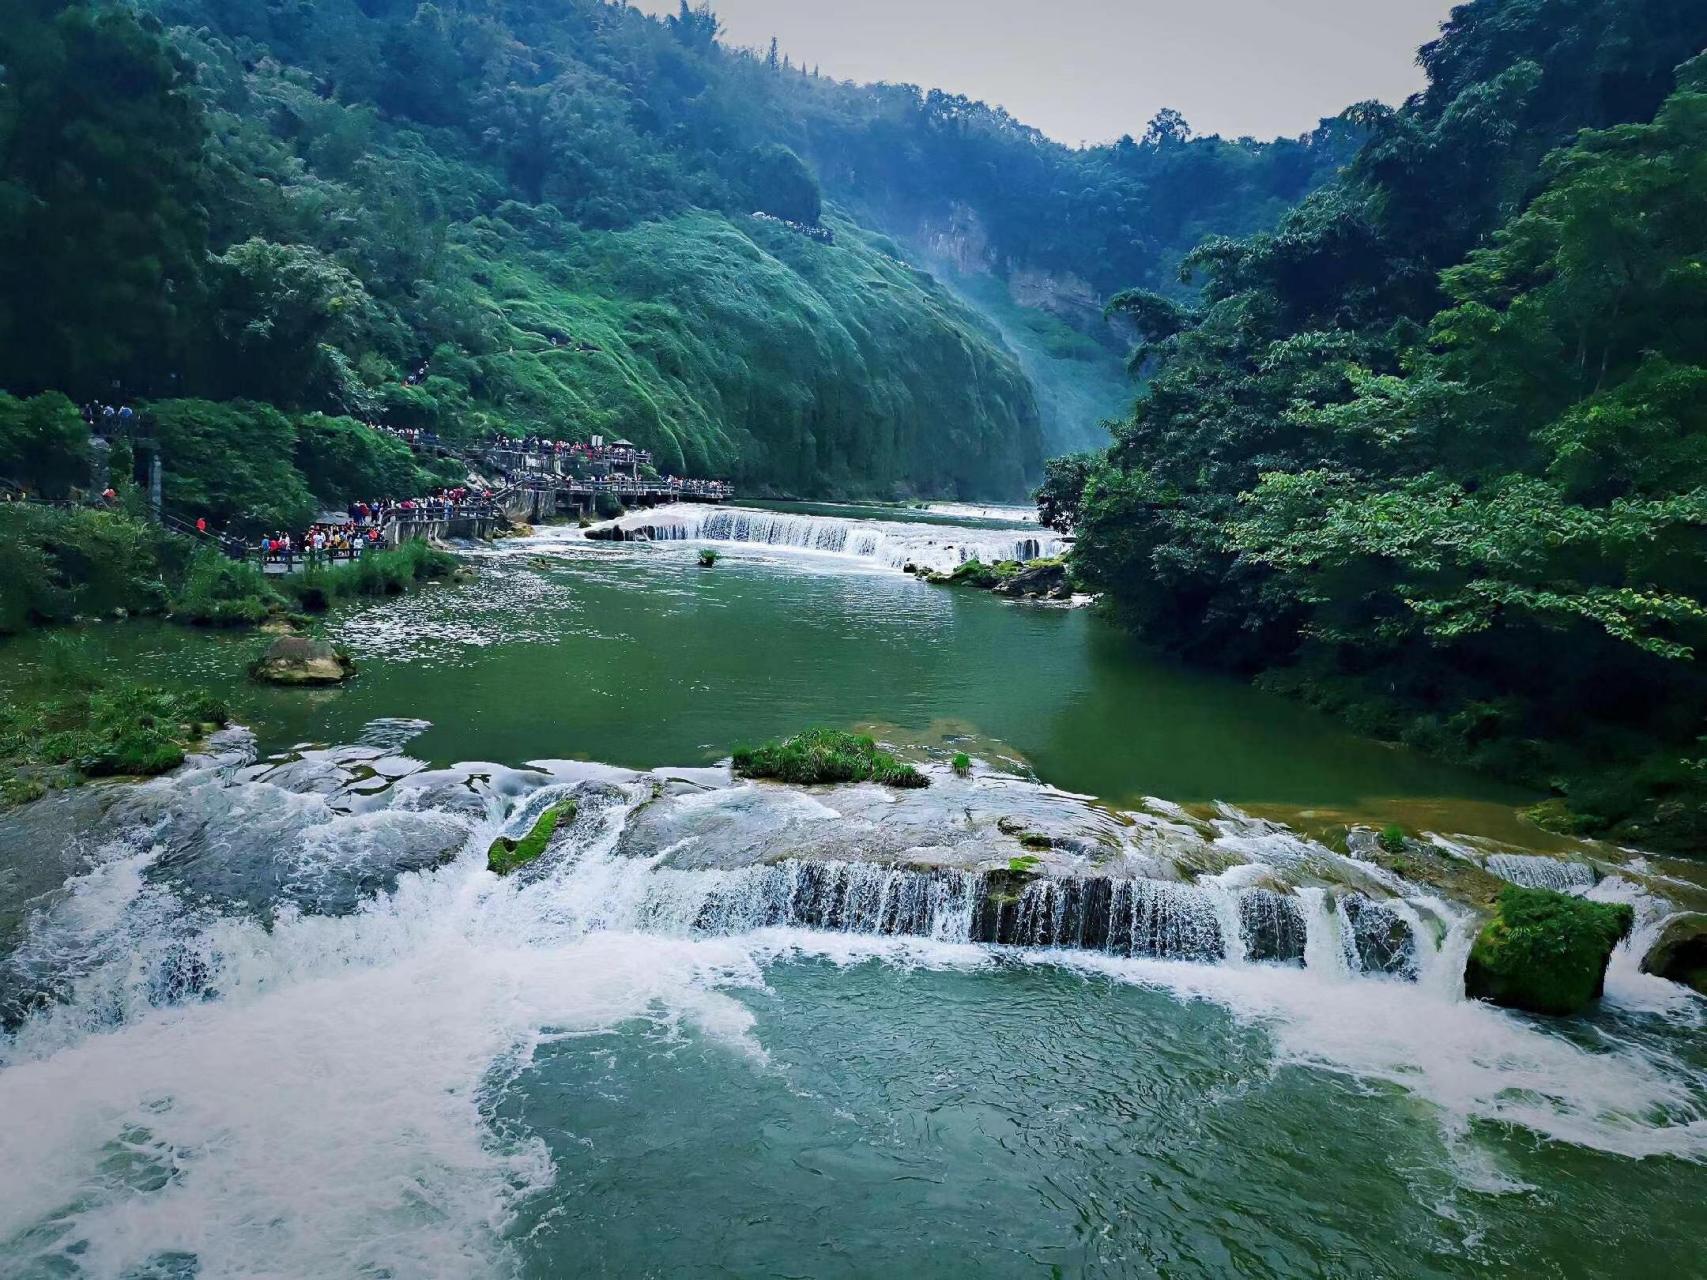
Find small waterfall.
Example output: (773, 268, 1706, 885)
(1484, 854, 1596, 893)
(593, 504, 1067, 574)
(1299, 888, 1350, 977)
(620, 861, 1417, 974)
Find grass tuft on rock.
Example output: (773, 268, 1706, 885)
(1465, 885, 1635, 1016)
(488, 800, 577, 876)
(732, 729, 928, 789)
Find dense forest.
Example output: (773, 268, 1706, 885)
(0, 0, 1347, 516)
(1046, 0, 1707, 848)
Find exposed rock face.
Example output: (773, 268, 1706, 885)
(1465, 885, 1634, 1015)
(1640, 912, 1707, 994)
(992, 560, 1071, 600)
(1008, 266, 1103, 327)
(249, 637, 354, 686)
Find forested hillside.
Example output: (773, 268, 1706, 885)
(0, 0, 1353, 508)
(1051, 0, 1707, 847)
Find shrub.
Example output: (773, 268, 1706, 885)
(952, 752, 972, 776)
(1465, 886, 1635, 1015)
(0, 504, 172, 632)
(1379, 823, 1408, 853)
(698, 548, 719, 567)
(732, 729, 928, 788)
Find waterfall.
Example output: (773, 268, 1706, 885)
(1484, 853, 1596, 893)
(592, 504, 1067, 574)
(615, 860, 1418, 974)
(1298, 888, 1349, 977)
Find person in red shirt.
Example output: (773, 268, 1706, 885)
(195, 517, 208, 534)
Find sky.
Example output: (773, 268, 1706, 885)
(632, 0, 1460, 145)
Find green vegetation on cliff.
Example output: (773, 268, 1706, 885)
(0, 0, 1059, 503)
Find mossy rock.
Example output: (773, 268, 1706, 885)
(1639, 912, 1707, 995)
(488, 800, 577, 876)
(249, 636, 355, 686)
(1465, 885, 1635, 1016)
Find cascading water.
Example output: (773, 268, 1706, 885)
(1483, 853, 1597, 893)
(590, 503, 1067, 574)
(5, 732, 1707, 1280)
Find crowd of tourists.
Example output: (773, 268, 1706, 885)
(260, 523, 383, 566)
(256, 487, 493, 566)
(485, 435, 654, 468)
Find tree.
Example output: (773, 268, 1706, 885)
(743, 144, 822, 226)
(0, 0, 207, 397)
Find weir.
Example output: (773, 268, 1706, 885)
(622, 858, 1423, 976)
(591, 504, 1068, 573)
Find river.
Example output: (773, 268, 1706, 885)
(0, 503, 1703, 1278)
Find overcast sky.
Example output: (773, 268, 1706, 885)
(633, 0, 1459, 145)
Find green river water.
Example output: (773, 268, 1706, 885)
(0, 504, 1701, 1278)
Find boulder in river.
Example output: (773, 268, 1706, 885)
(249, 636, 355, 686)
(1639, 912, 1707, 994)
(992, 559, 1071, 601)
(1465, 885, 1634, 1015)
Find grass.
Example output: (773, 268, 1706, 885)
(281, 541, 458, 613)
(732, 728, 929, 789)
(0, 640, 229, 804)
(1379, 823, 1408, 853)
(174, 547, 283, 626)
(698, 548, 719, 567)
(488, 800, 577, 876)
(952, 752, 972, 776)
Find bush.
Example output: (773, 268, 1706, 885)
(0, 391, 91, 499)
(147, 399, 315, 533)
(732, 728, 928, 788)
(1379, 824, 1408, 853)
(698, 548, 719, 567)
(952, 752, 972, 776)
(1465, 886, 1635, 1016)
(0, 504, 172, 632)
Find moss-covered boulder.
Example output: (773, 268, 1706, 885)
(1465, 886, 1635, 1015)
(249, 636, 354, 686)
(1639, 912, 1707, 995)
(488, 800, 577, 876)
(991, 558, 1070, 600)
